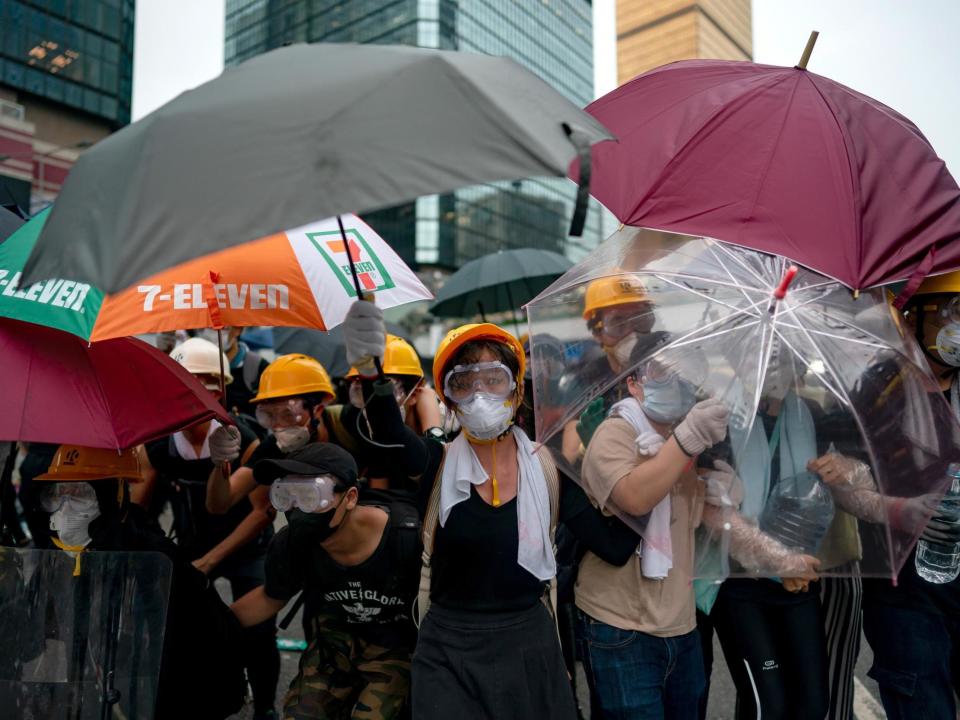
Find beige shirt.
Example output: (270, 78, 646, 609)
(575, 417, 703, 637)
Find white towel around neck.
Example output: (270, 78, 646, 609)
(173, 419, 221, 460)
(439, 427, 556, 581)
(610, 398, 673, 579)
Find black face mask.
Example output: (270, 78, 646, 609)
(286, 494, 348, 542)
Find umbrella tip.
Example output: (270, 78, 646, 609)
(796, 31, 819, 70)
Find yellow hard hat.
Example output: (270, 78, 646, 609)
(346, 335, 424, 379)
(433, 323, 525, 404)
(583, 274, 650, 320)
(914, 271, 960, 297)
(35, 445, 144, 483)
(252, 353, 334, 403)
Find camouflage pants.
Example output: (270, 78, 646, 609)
(283, 622, 411, 720)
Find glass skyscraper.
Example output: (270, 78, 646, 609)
(0, 0, 134, 127)
(224, 0, 601, 270)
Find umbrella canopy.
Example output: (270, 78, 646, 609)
(0, 318, 231, 449)
(578, 59, 960, 290)
(429, 248, 573, 319)
(274, 321, 407, 379)
(23, 42, 613, 292)
(529, 226, 960, 581)
(0, 210, 431, 341)
(0, 206, 24, 244)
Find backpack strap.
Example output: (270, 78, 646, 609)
(415, 448, 446, 628)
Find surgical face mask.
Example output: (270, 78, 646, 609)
(456, 393, 515, 440)
(934, 323, 960, 366)
(44, 484, 100, 549)
(604, 332, 638, 369)
(640, 374, 696, 424)
(273, 426, 311, 453)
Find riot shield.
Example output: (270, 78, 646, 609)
(0, 548, 172, 720)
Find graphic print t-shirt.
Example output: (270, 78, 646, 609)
(264, 503, 420, 648)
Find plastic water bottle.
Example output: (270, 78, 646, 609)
(760, 471, 835, 555)
(915, 463, 960, 584)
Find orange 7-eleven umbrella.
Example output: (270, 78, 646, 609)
(0, 210, 431, 342)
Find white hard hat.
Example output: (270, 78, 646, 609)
(170, 337, 233, 389)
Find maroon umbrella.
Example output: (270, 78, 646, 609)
(1, 318, 231, 449)
(581, 57, 960, 292)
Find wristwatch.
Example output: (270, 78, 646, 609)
(425, 427, 446, 442)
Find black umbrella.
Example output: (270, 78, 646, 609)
(0, 206, 25, 245)
(23, 43, 613, 292)
(429, 248, 573, 330)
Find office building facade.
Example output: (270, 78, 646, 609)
(0, 0, 134, 210)
(617, 0, 751, 84)
(224, 0, 602, 270)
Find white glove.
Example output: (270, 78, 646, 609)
(209, 425, 241, 464)
(343, 300, 385, 377)
(703, 460, 743, 507)
(673, 398, 728, 456)
(274, 426, 310, 453)
(635, 431, 665, 457)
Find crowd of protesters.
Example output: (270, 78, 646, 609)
(4, 268, 960, 720)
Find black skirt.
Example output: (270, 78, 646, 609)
(412, 602, 577, 720)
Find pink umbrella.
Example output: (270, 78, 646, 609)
(1, 318, 231, 449)
(580, 56, 960, 294)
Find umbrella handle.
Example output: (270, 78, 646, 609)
(768, 265, 799, 313)
(337, 215, 385, 379)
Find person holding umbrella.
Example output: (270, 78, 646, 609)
(196, 325, 270, 423)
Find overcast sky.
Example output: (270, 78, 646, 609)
(134, 0, 960, 172)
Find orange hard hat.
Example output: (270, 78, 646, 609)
(346, 335, 424, 379)
(35, 445, 144, 483)
(433, 323, 524, 404)
(583, 274, 650, 320)
(252, 354, 335, 403)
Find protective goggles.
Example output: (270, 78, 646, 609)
(269, 475, 341, 513)
(255, 398, 309, 430)
(444, 361, 516, 404)
(589, 305, 655, 338)
(39, 481, 97, 514)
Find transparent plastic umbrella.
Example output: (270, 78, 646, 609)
(528, 226, 960, 582)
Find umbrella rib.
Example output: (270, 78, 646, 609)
(707, 240, 771, 290)
(770, 325, 850, 404)
(666, 318, 762, 349)
(649, 273, 763, 320)
(773, 320, 890, 351)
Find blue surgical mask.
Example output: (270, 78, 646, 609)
(641, 375, 696, 424)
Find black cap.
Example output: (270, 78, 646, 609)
(253, 443, 358, 488)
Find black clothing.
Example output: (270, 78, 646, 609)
(16, 443, 58, 548)
(264, 498, 422, 650)
(146, 418, 267, 560)
(412, 602, 577, 720)
(712, 579, 829, 720)
(90, 503, 246, 720)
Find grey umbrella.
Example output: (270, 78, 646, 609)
(23, 42, 613, 292)
(0, 206, 24, 245)
(429, 248, 573, 329)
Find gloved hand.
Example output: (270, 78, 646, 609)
(343, 300, 386, 377)
(274, 425, 310, 454)
(209, 425, 241, 464)
(673, 398, 728, 456)
(703, 459, 743, 507)
(635, 431, 665, 457)
(576, 397, 605, 446)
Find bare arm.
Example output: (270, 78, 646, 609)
(412, 386, 442, 432)
(193, 485, 276, 575)
(131, 446, 157, 508)
(206, 440, 260, 514)
(231, 586, 287, 628)
(609, 436, 691, 516)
